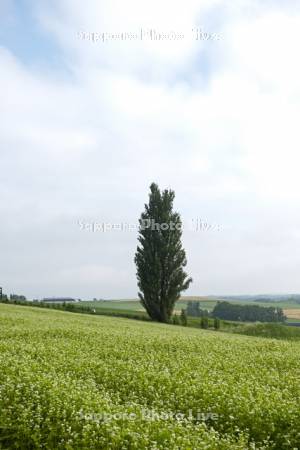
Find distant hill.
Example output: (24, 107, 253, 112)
(214, 294, 300, 302)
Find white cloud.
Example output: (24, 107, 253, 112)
(1, 0, 300, 297)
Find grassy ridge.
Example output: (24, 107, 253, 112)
(79, 298, 218, 312)
(78, 297, 300, 317)
(233, 322, 300, 340)
(1, 304, 300, 449)
(3, 298, 297, 334)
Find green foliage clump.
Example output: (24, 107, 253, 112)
(135, 183, 192, 323)
(172, 314, 180, 325)
(234, 322, 300, 341)
(186, 301, 209, 317)
(180, 309, 188, 326)
(200, 316, 209, 329)
(214, 317, 221, 330)
(213, 301, 286, 322)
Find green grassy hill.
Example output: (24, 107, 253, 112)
(0, 304, 300, 449)
(233, 322, 300, 340)
(76, 296, 300, 318)
(80, 297, 218, 313)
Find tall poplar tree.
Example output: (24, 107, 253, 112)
(135, 183, 192, 322)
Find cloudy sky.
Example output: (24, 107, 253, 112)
(1, 0, 300, 299)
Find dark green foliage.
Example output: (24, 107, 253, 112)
(135, 183, 192, 323)
(213, 301, 286, 323)
(65, 303, 75, 311)
(214, 317, 221, 330)
(201, 316, 209, 329)
(9, 294, 26, 301)
(172, 314, 180, 325)
(186, 301, 200, 316)
(186, 301, 209, 317)
(233, 323, 300, 341)
(180, 309, 187, 326)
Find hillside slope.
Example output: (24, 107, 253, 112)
(0, 304, 300, 449)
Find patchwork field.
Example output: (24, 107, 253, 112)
(0, 304, 300, 449)
(79, 298, 300, 319)
(283, 309, 300, 320)
(80, 298, 218, 313)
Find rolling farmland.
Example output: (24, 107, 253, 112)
(75, 297, 300, 322)
(0, 304, 300, 449)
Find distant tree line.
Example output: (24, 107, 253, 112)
(212, 301, 286, 323)
(0, 293, 26, 302)
(254, 297, 300, 304)
(10, 294, 26, 301)
(0, 296, 152, 322)
(254, 298, 279, 303)
(186, 301, 209, 317)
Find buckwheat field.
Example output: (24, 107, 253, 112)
(0, 304, 299, 449)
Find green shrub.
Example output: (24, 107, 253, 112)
(200, 316, 209, 329)
(214, 317, 221, 330)
(180, 309, 187, 326)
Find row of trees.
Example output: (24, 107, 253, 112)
(0, 293, 26, 302)
(184, 300, 286, 323)
(172, 310, 220, 329)
(212, 301, 286, 323)
(186, 301, 210, 317)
